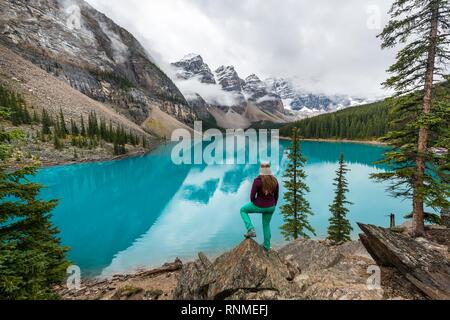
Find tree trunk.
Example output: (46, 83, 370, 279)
(293, 131, 298, 239)
(358, 223, 450, 300)
(414, 1, 439, 237)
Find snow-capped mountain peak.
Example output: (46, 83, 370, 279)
(180, 53, 202, 62)
(171, 54, 216, 84)
(214, 65, 245, 93)
(265, 77, 371, 113)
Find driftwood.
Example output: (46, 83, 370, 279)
(358, 223, 450, 300)
(136, 258, 183, 277)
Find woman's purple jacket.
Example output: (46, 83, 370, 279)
(250, 176, 279, 208)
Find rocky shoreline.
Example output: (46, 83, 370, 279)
(57, 225, 449, 300)
(3, 122, 166, 169)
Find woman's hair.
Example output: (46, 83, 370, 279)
(260, 163, 277, 195)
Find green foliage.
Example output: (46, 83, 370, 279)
(1, 85, 147, 157)
(53, 134, 63, 150)
(0, 127, 25, 161)
(378, 0, 450, 95)
(404, 212, 442, 225)
(280, 128, 315, 240)
(371, 91, 450, 212)
(70, 119, 79, 136)
(0, 85, 31, 126)
(80, 115, 86, 136)
(41, 109, 53, 135)
(280, 101, 389, 140)
(142, 136, 148, 149)
(372, 0, 450, 234)
(1, 109, 69, 299)
(58, 108, 68, 138)
(32, 110, 40, 124)
(0, 141, 69, 299)
(328, 153, 353, 245)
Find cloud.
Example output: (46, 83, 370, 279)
(86, 0, 397, 98)
(174, 76, 240, 107)
(98, 22, 129, 64)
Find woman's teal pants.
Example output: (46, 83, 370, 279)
(240, 202, 276, 250)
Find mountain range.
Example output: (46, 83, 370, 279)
(171, 54, 372, 129)
(0, 0, 373, 135)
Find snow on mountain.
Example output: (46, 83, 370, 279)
(171, 54, 374, 126)
(265, 77, 371, 115)
(214, 65, 246, 93)
(171, 54, 216, 84)
(243, 74, 284, 114)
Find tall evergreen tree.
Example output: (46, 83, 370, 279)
(100, 118, 107, 140)
(80, 115, 86, 137)
(328, 153, 353, 245)
(70, 119, 79, 136)
(53, 133, 63, 150)
(0, 133, 69, 299)
(32, 110, 40, 124)
(372, 0, 450, 236)
(108, 120, 114, 142)
(280, 128, 315, 240)
(58, 108, 68, 138)
(41, 109, 52, 135)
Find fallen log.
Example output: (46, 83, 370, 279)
(358, 223, 450, 300)
(136, 258, 183, 277)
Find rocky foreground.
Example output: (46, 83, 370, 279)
(57, 223, 450, 300)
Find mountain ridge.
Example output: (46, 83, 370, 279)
(0, 0, 197, 138)
(171, 53, 372, 128)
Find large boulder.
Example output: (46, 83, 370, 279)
(175, 237, 428, 300)
(174, 239, 298, 300)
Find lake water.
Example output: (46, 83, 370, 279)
(35, 140, 411, 277)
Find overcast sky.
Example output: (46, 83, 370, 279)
(86, 0, 395, 98)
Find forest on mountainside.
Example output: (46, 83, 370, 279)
(280, 81, 449, 141)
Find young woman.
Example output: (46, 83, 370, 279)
(240, 162, 279, 251)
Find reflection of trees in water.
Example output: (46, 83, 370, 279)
(33, 141, 390, 276)
(281, 141, 389, 170)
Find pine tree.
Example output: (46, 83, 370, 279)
(32, 110, 40, 124)
(23, 106, 31, 125)
(53, 133, 63, 150)
(100, 118, 107, 140)
(80, 115, 86, 136)
(371, 0, 450, 236)
(280, 128, 315, 240)
(0, 135, 69, 299)
(59, 108, 68, 138)
(328, 153, 353, 245)
(41, 109, 52, 135)
(70, 119, 79, 136)
(108, 120, 114, 143)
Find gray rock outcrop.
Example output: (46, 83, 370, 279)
(174, 238, 421, 300)
(174, 239, 298, 300)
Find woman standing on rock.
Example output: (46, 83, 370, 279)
(240, 162, 279, 251)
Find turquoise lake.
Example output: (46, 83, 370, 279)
(35, 140, 410, 278)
